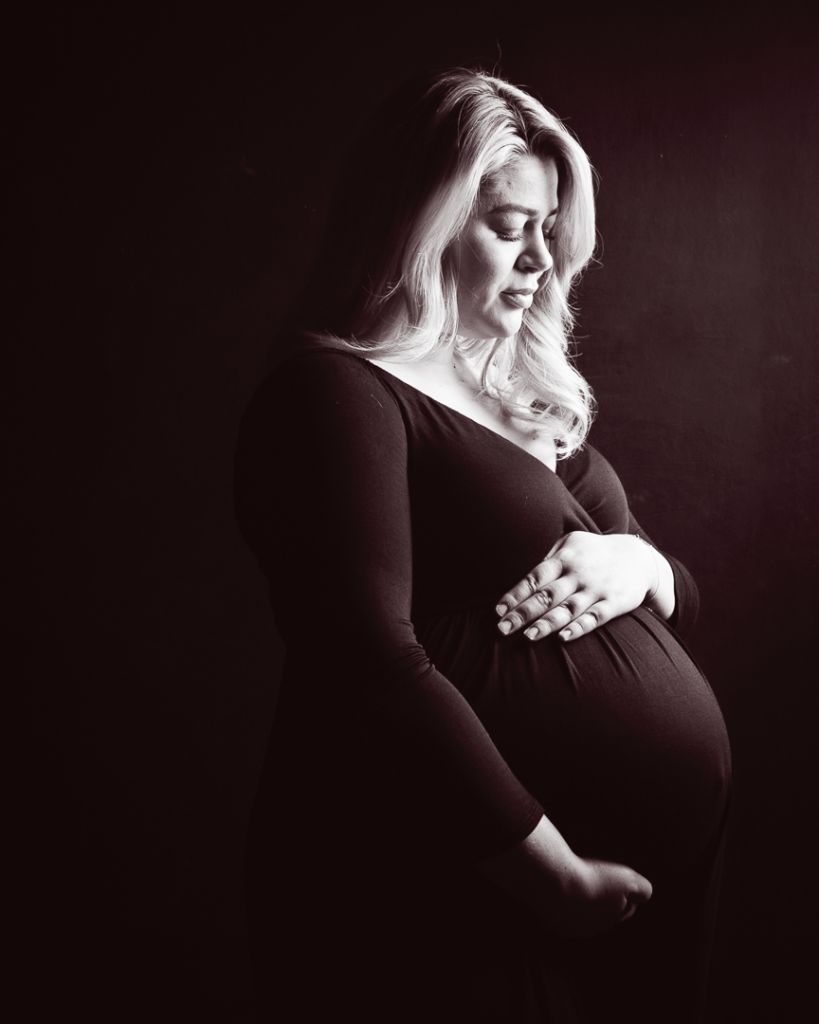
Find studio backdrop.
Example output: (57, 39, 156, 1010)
(16, 6, 818, 1021)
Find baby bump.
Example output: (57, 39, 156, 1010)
(418, 606, 731, 879)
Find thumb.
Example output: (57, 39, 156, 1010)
(626, 871, 653, 905)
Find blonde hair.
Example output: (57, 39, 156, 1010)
(305, 68, 598, 457)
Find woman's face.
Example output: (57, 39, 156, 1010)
(451, 153, 558, 340)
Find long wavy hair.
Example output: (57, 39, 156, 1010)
(301, 67, 598, 457)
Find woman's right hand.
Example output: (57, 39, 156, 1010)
(477, 814, 653, 937)
(559, 857, 654, 936)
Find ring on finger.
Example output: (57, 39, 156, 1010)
(524, 603, 572, 640)
(531, 587, 555, 611)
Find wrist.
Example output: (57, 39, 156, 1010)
(477, 815, 583, 901)
(632, 536, 676, 619)
(633, 534, 660, 604)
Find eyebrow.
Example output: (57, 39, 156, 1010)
(486, 203, 559, 218)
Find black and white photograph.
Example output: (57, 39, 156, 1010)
(15, 5, 818, 1021)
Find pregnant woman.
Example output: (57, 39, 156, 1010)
(234, 68, 731, 1023)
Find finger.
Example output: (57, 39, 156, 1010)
(618, 869, 653, 907)
(629, 874, 653, 903)
(520, 590, 594, 641)
(556, 600, 613, 643)
(522, 600, 577, 640)
(495, 556, 564, 616)
(498, 576, 578, 636)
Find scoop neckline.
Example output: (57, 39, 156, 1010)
(360, 355, 561, 477)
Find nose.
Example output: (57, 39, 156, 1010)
(517, 232, 553, 278)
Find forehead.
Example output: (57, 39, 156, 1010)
(479, 154, 559, 213)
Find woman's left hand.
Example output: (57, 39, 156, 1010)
(495, 531, 671, 642)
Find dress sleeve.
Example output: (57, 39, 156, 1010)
(234, 349, 543, 862)
(628, 515, 700, 635)
(564, 444, 700, 635)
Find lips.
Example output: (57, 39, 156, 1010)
(501, 290, 534, 309)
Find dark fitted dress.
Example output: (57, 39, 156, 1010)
(234, 345, 731, 1024)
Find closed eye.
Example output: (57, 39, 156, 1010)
(497, 228, 557, 244)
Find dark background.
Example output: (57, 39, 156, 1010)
(14, 5, 818, 1021)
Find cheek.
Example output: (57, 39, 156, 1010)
(457, 236, 510, 301)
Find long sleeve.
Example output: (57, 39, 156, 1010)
(648, 549, 699, 635)
(561, 442, 701, 635)
(234, 348, 543, 862)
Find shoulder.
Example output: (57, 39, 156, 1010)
(237, 340, 407, 467)
(272, 341, 392, 398)
(247, 341, 401, 425)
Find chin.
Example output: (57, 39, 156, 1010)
(491, 312, 525, 339)
(460, 308, 524, 341)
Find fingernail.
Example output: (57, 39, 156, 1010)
(498, 620, 512, 635)
(495, 603, 507, 617)
(559, 629, 571, 641)
(524, 627, 539, 640)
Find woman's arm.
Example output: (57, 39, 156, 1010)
(235, 348, 544, 861)
(478, 814, 652, 937)
(235, 350, 652, 931)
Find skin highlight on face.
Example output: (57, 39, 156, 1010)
(452, 154, 559, 341)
